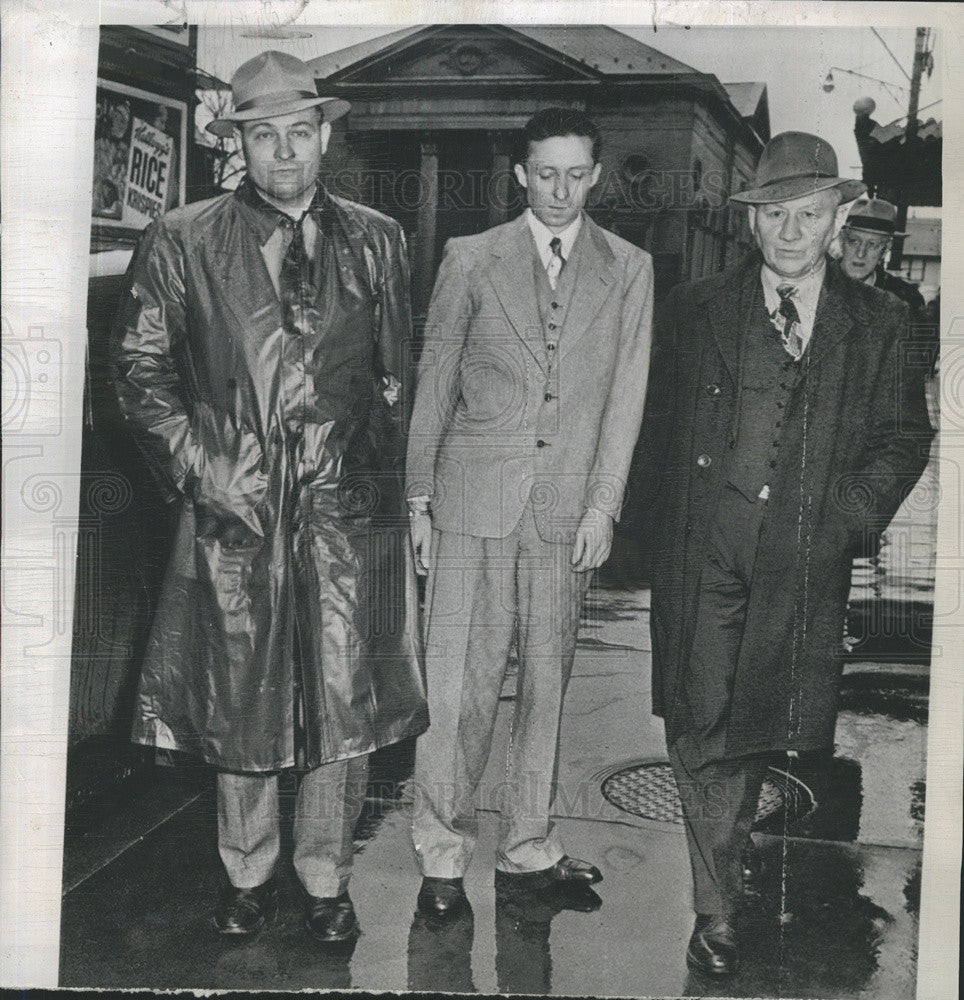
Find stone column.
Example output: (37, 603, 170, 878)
(488, 131, 512, 228)
(414, 137, 438, 315)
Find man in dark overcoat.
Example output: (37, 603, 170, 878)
(838, 198, 938, 374)
(112, 51, 427, 945)
(635, 132, 934, 977)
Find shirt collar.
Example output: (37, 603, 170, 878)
(524, 208, 583, 264)
(760, 259, 827, 350)
(760, 259, 826, 301)
(234, 176, 330, 246)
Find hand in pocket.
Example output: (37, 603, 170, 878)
(192, 392, 268, 539)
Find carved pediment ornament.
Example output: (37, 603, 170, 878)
(439, 44, 493, 77)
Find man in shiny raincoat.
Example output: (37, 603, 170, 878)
(112, 51, 427, 945)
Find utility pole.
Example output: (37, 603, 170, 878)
(889, 27, 927, 270)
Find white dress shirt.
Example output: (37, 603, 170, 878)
(525, 208, 582, 270)
(760, 260, 826, 355)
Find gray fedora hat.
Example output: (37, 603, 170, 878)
(206, 51, 350, 138)
(842, 198, 905, 237)
(730, 131, 866, 205)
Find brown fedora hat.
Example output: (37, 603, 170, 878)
(206, 51, 350, 138)
(730, 131, 866, 205)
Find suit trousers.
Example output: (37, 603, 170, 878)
(412, 503, 590, 877)
(668, 484, 770, 919)
(217, 754, 369, 897)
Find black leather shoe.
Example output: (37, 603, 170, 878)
(417, 877, 468, 919)
(538, 855, 603, 886)
(686, 914, 738, 978)
(213, 877, 278, 935)
(305, 891, 359, 945)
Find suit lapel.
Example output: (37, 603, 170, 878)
(488, 217, 546, 363)
(558, 219, 617, 361)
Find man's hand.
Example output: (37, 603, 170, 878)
(410, 511, 433, 576)
(571, 508, 614, 572)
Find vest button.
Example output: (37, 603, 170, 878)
(547, 343, 556, 351)
(548, 322, 557, 331)
(697, 453, 712, 468)
(544, 392, 554, 402)
(551, 301, 560, 309)
(536, 439, 547, 448)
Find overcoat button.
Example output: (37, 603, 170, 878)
(697, 453, 712, 468)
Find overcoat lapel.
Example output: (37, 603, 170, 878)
(558, 219, 616, 360)
(488, 216, 546, 363)
(805, 261, 858, 374)
(705, 253, 759, 386)
(212, 212, 284, 341)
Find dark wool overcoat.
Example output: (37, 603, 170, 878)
(636, 252, 934, 760)
(112, 180, 428, 772)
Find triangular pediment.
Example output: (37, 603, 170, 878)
(311, 25, 601, 84)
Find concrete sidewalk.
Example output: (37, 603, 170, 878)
(60, 578, 924, 997)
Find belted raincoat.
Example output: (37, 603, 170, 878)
(113, 179, 428, 772)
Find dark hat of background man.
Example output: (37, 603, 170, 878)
(730, 130, 866, 205)
(206, 50, 350, 138)
(842, 198, 904, 237)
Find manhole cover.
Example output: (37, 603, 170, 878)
(600, 761, 814, 827)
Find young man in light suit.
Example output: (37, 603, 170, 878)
(405, 108, 654, 917)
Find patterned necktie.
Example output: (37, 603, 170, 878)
(775, 283, 805, 360)
(546, 236, 566, 290)
(279, 214, 312, 333)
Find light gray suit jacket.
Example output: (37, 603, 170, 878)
(406, 212, 654, 542)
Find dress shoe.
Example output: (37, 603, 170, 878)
(686, 914, 738, 977)
(213, 877, 278, 935)
(533, 855, 603, 887)
(305, 891, 359, 945)
(417, 876, 468, 919)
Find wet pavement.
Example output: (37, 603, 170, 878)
(61, 439, 936, 994)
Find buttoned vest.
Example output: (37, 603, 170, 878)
(724, 288, 806, 502)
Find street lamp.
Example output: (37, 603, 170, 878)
(821, 66, 906, 104)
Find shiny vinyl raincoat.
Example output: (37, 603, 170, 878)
(113, 179, 428, 772)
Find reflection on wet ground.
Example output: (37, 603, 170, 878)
(60, 458, 934, 995)
(59, 775, 922, 997)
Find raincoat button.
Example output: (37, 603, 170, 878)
(697, 453, 712, 468)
